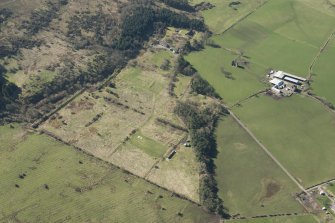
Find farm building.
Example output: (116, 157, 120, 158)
(268, 70, 307, 96)
(272, 71, 306, 84)
(269, 79, 284, 87)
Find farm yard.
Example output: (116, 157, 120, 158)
(0, 124, 218, 223)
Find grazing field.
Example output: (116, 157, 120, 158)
(215, 117, 303, 217)
(228, 215, 318, 223)
(189, 0, 268, 34)
(186, 42, 267, 106)
(311, 38, 335, 105)
(232, 94, 335, 187)
(187, 0, 335, 106)
(0, 125, 218, 223)
(217, 0, 335, 75)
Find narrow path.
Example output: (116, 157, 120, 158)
(228, 110, 308, 194)
(307, 30, 335, 80)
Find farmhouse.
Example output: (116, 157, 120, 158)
(268, 70, 307, 96)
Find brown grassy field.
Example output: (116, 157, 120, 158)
(40, 47, 201, 200)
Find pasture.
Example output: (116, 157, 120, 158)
(311, 38, 335, 105)
(186, 43, 267, 106)
(232, 94, 335, 187)
(189, 0, 268, 34)
(215, 116, 303, 217)
(216, 0, 335, 75)
(187, 0, 335, 106)
(228, 215, 318, 223)
(0, 125, 218, 223)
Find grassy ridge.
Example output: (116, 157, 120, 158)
(0, 125, 218, 223)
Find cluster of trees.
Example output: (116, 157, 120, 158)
(190, 74, 221, 98)
(0, 65, 20, 114)
(22, 0, 68, 34)
(0, 0, 204, 122)
(175, 56, 196, 76)
(113, 4, 205, 50)
(158, 0, 195, 12)
(174, 101, 229, 217)
(0, 8, 12, 25)
(0, 37, 42, 59)
(24, 51, 127, 121)
(67, 11, 116, 48)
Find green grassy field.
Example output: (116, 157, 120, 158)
(187, 0, 335, 106)
(189, 0, 267, 34)
(186, 44, 267, 106)
(215, 116, 303, 217)
(217, 0, 335, 75)
(232, 94, 335, 187)
(311, 38, 335, 105)
(229, 215, 318, 223)
(0, 125, 218, 223)
(185, 0, 335, 221)
(130, 131, 168, 158)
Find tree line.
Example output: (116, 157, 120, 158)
(174, 101, 229, 218)
(0, 65, 21, 122)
